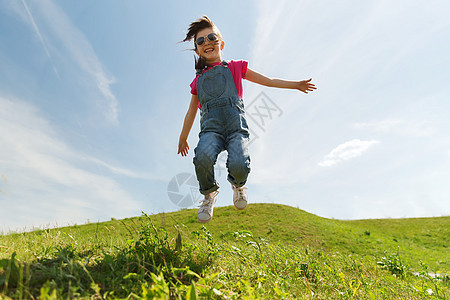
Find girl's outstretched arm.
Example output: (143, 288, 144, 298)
(178, 94, 199, 157)
(246, 68, 316, 93)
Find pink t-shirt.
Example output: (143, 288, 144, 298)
(190, 60, 248, 108)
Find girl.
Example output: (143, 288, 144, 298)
(178, 16, 316, 223)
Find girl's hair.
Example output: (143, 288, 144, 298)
(182, 15, 222, 72)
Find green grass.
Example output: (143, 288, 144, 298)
(0, 204, 448, 299)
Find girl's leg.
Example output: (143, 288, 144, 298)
(226, 132, 250, 187)
(193, 131, 225, 195)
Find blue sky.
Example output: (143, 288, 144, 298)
(1, 0, 449, 232)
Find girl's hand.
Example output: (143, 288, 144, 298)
(296, 78, 316, 94)
(178, 139, 189, 157)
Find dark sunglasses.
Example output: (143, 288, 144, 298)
(195, 33, 219, 46)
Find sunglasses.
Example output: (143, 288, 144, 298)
(195, 33, 219, 46)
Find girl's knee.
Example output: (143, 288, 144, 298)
(227, 159, 250, 180)
(193, 149, 216, 169)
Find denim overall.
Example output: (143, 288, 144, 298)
(193, 61, 250, 195)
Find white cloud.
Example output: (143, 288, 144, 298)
(16, 0, 119, 123)
(319, 139, 380, 167)
(0, 95, 139, 231)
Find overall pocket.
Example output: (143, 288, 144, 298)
(201, 73, 226, 98)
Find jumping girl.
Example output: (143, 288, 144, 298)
(178, 16, 316, 223)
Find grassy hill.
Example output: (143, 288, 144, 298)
(0, 204, 448, 299)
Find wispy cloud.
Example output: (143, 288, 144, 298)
(0, 174, 7, 195)
(319, 139, 380, 167)
(18, 0, 59, 78)
(354, 120, 435, 137)
(0, 95, 138, 231)
(17, 0, 119, 123)
(83, 156, 150, 179)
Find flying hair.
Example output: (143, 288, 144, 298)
(182, 15, 222, 72)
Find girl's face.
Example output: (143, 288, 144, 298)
(195, 27, 224, 64)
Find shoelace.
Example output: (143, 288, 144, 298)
(198, 191, 218, 212)
(233, 186, 247, 201)
(199, 198, 213, 209)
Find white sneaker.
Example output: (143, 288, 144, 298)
(197, 190, 219, 223)
(232, 185, 248, 210)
